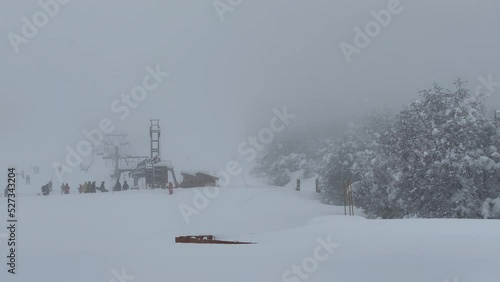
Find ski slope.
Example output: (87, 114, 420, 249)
(0, 178, 499, 282)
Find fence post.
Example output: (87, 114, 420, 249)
(344, 183, 347, 215)
(315, 178, 320, 193)
(344, 179, 354, 216)
(296, 179, 300, 191)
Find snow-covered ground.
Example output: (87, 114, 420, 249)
(0, 172, 499, 282)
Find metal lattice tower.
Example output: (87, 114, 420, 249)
(101, 134, 148, 183)
(150, 119, 161, 159)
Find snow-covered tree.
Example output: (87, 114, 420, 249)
(390, 80, 500, 218)
(320, 80, 500, 218)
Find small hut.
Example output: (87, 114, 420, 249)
(180, 171, 218, 188)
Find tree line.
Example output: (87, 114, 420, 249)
(252, 80, 500, 219)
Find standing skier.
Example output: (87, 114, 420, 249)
(114, 180, 122, 192)
(122, 181, 129, 191)
(168, 182, 173, 195)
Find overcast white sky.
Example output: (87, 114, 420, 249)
(1, 0, 500, 175)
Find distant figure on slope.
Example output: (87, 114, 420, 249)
(122, 181, 129, 191)
(64, 183, 70, 194)
(114, 180, 122, 192)
(84, 181, 93, 193)
(26, 175, 30, 184)
(41, 183, 50, 196)
(91, 181, 97, 193)
(98, 181, 109, 192)
(168, 182, 173, 195)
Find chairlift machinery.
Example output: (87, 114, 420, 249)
(128, 120, 179, 188)
(101, 119, 217, 189)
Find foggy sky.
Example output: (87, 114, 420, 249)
(1, 0, 500, 175)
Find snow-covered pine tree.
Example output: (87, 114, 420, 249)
(391, 80, 499, 218)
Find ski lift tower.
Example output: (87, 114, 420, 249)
(150, 119, 160, 188)
(150, 119, 161, 159)
(102, 134, 128, 181)
(102, 134, 148, 184)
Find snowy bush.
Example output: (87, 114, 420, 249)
(481, 197, 500, 219)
